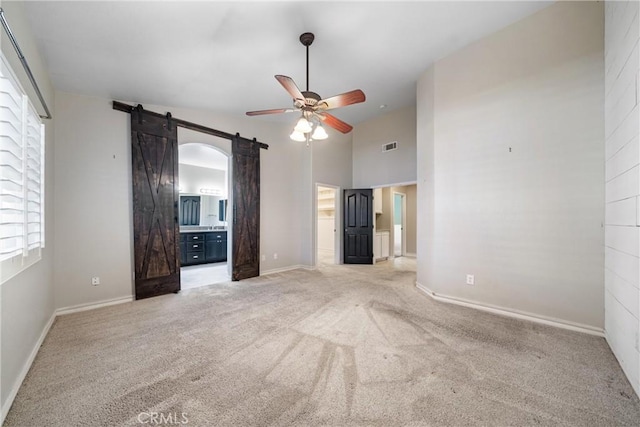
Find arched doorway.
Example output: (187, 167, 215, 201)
(178, 142, 231, 289)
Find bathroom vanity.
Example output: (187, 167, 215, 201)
(179, 228, 227, 266)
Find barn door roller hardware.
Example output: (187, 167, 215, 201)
(113, 102, 268, 150)
(0, 8, 52, 120)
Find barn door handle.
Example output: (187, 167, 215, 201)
(233, 205, 237, 225)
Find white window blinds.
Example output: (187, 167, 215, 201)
(0, 54, 45, 261)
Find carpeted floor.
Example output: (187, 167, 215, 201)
(5, 259, 640, 426)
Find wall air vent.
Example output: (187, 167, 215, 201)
(382, 141, 398, 152)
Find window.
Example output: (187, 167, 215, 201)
(0, 53, 45, 271)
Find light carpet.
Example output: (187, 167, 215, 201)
(5, 259, 640, 426)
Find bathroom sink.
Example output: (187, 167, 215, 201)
(180, 225, 227, 232)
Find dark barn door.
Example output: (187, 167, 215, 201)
(131, 109, 180, 299)
(344, 189, 373, 264)
(232, 135, 260, 280)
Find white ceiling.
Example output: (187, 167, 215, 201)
(23, 1, 552, 126)
(179, 143, 228, 170)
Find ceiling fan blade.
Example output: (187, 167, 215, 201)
(246, 108, 296, 116)
(318, 113, 353, 134)
(318, 89, 366, 110)
(275, 75, 306, 105)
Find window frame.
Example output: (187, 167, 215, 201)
(0, 52, 45, 284)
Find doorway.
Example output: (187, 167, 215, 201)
(178, 143, 231, 289)
(123, 104, 265, 299)
(393, 192, 406, 257)
(372, 184, 416, 263)
(316, 184, 338, 266)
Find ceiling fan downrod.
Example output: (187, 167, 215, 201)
(299, 32, 314, 92)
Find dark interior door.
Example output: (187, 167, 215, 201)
(179, 196, 200, 226)
(131, 109, 180, 299)
(232, 135, 260, 280)
(344, 189, 373, 264)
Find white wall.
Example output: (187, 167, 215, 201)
(604, 0, 640, 397)
(417, 67, 435, 311)
(179, 163, 225, 196)
(352, 106, 416, 188)
(53, 93, 132, 310)
(53, 91, 323, 308)
(416, 1, 605, 330)
(0, 0, 56, 420)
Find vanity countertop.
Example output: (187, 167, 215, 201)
(180, 227, 227, 233)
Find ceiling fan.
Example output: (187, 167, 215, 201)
(246, 32, 366, 141)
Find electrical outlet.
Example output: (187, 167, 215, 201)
(273, 253, 278, 260)
(466, 274, 474, 285)
(261, 254, 266, 261)
(91, 277, 100, 286)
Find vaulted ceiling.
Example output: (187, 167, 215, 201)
(23, 1, 552, 125)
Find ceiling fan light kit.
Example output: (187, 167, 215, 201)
(294, 115, 313, 133)
(312, 123, 328, 140)
(290, 130, 306, 142)
(246, 32, 366, 145)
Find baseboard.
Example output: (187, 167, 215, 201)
(1, 296, 134, 422)
(1, 311, 56, 425)
(405, 252, 416, 258)
(56, 295, 133, 316)
(261, 264, 315, 276)
(415, 282, 604, 337)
